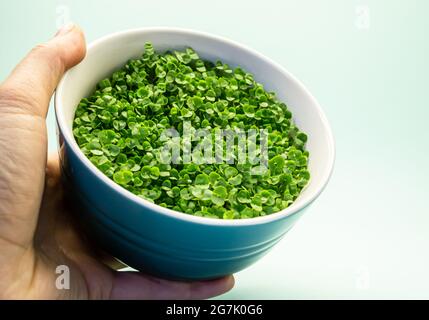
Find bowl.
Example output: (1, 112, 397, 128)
(55, 27, 335, 280)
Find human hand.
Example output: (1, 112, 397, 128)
(0, 24, 234, 300)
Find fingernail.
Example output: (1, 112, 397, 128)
(56, 22, 75, 37)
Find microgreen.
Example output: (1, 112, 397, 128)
(73, 42, 310, 219)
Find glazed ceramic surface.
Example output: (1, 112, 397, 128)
(55, 28, 335, 280)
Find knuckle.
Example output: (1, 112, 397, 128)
(30, 43, 64, 73)
(0, 86, 41, 117)
(31, 43, 57, 59)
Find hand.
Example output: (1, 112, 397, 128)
(0, 24, 234, 300)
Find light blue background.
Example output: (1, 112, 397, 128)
(1, 0, 428, 299)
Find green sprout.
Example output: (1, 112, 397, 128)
(73, 42, 310, 219)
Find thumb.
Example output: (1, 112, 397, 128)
(0, 25, 85, 262)
(0, 24, 86, 117)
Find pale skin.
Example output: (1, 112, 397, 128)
(0, 24, 234, 299)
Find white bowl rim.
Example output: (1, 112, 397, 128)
(55, 26, 335, 227)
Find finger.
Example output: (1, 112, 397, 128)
(0, 26, 86, 261)
(0, 24, 86, 117)
(110, 272, 235, 300)
(44, 153, 127, 271)
(46, 152, 61, 188)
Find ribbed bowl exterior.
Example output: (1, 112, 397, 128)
(59, 134, 307, 280)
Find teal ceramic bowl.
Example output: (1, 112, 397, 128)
(55, 27, 335, 280)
